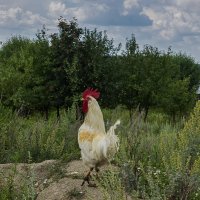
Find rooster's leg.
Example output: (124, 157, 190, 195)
(94, 166, 100, 180)
(95, 167, 100, 173)
(81, 167, 93, 186)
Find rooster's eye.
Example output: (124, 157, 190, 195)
(88, 99, 92, 104)
(87, 96, 92, 101)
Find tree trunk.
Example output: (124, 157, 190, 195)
(129, 109, 134, 125)
(172, 112, 176, 123)
(45, 107, 49, 121)
(56, 105, 60, 121)
(144, 106, 149, 121)
(75, 103, 83, 120)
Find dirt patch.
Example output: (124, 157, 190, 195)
(0, 160, 108, 200)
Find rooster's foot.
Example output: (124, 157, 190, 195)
(88, 182, 97, 187)
(81, 168, 94, 186)
(95, 167, 100, 172)
(81, 175, 91, 186)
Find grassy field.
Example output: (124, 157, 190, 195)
(0, 102, 200, 199)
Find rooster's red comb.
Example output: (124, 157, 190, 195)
(82, 88, 100, 100)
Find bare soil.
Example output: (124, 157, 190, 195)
(0, 160, 110, 200)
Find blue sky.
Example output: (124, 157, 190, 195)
(0, 0, 200, 62)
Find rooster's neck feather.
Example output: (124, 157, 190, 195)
(84, 96, 106, 133)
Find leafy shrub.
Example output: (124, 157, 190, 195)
(1, 102, 200, 199)
(122, 101, 200, 199)
(0, 104, 80, 163)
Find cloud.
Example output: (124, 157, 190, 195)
(47, 1, 151, 27)
(175, 0, 200, 12)
(48, 1, 109, 22)
(0, 3, 50, 42)
(141, 3, 200, 40)
(0, 5, 47, 28)
(49, 2, 66, 15)
(0, 0, 199, 62)
(122, 0, 140, 15)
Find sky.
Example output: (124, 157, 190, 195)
(0, 0, 200, 63)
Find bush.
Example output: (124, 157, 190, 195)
(0, 104, 80, 163)
(120, 101, 200, 199)
(102, 103, 200, 199)
(1, 102, 200, 199)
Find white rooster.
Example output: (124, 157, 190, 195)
(78, 88, 120, 186)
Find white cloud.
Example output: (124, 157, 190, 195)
(95, 3, 109, 12)
(0, 0, 200, 62)
(48, 1, 109, 22)
(48, 2, 66, 15)
(175, 0, 200, 11)
(70, 0, 81, 3)
(22, 11, 46, 25)
(141, 5, 200, 40)
(0, 6, 21, 24)
(122, 0, 139, 15)
(0, 5, 47, 27)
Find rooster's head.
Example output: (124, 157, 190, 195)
(82, 88, 100, 113)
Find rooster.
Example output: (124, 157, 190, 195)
(78, 88, 120, 186)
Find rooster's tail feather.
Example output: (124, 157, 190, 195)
(106, 119, 120, 160)
(107, 119, 120, 136)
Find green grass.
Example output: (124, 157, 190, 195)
(1, 102, 200, 199)
(0, 104, 80, 163)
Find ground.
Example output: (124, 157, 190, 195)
(0, 160, 115, 200)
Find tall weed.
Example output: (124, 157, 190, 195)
(0, 104, 80, 163)
(1, 102, 200, 199)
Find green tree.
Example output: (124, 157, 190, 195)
(161, 78, 195, 122)
(30, 26, 51, 119)
(158, 53, 199, 121)
(79, 28, 121, 108)
(0, 36, 34, 114)
(120, 37, 167, 120)
(137, 44, 164, 120)
(49, 17, 83, 119)
(174, 53, 200, 90)
(119, 34, 140, 120)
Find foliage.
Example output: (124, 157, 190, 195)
(160, 78, 195, 121)
(0, 18, 199, 120)
(67, 188, 86, 200)
(0, 156, 37, 200)
(97, 168, 126, 200)
(0, 36, 34, 112)
(0, 104, 80, 163)
(0, 17, 200, 198)
(162, 101, 200, 199)
(49, 17, 83, 118)
(79, 28, 121, 108)
(0, 101, 200, 199)
(114, 101, 200, 199)
(118, 34, 140, 116)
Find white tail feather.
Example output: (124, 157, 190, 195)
(106, 119, 121, 160)
(107, 119, 121, 135)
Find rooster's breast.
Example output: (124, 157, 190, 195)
(78, 131, 98, 143)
